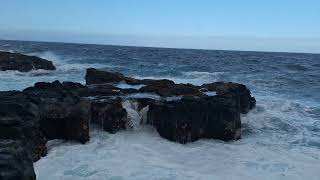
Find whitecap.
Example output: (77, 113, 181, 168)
(203, 91, 216, 96)
(125, 93, 161, 100)
(133, 71, 225, 86)
(116, 83, 145, 90)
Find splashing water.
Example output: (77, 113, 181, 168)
(1, 40, 319, 180)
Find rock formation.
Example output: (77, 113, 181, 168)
(85, 68, 256, 143)
(0, 67, 256, 179)
(0, 51, 56, 72)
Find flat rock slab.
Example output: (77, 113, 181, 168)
(0, 51, 56, 72)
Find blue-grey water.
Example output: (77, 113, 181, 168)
(1, 40, 319, 180)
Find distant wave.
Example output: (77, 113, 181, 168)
(183, 71, 224, 76)
(286, 64, 308, 71)
(133, 71, 225, 85)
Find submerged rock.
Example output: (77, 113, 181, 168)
(0, 51, 56, 72)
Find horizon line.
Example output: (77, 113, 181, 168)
(0, 38, 319, 55)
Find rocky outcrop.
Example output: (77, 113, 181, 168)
(33, 129, 47, 162)
(23, 81, 91, 144)
(0, 51, 56, 72)
(91, 97, 127, 133)
(0, 91, 39, 180)
(147, 95, 241, 143)
(201, 82, 256, 113)
(0, 140, 36, 180)
(85, 69, 256, 143)
(0, 81, 93, 179)
(0, 68, 256, 179)
(85, 68, 136, 85)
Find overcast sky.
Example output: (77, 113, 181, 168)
(0, 0, 319, 53)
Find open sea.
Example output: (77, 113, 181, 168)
(1, 40, 320, 180)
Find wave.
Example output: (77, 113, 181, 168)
(183, 71, 224, 76)
(285, 64, 309, 71)
(34, 118, 320, 180)
(133, 71, 225, 86)
(27, 51, 65, 66)
(242, 95, 319, 147)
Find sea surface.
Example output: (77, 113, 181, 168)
(1, 40, 320, 180)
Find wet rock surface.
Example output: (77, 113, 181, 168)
(147, 95, 241, 143)
(0, 68, 256, 179)
(85, 68, 255, 142)
(23, 81, 91, 144)
(0, 139, 36, 180)
(0, 51, 56, 72)
(91, 97, 127, 133)
(0, 91, 39, 180)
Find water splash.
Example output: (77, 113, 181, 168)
(122, 100, 149, 130)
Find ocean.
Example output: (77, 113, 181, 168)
(1, 40, 319, 180)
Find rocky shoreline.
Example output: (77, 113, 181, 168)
(0, 53, 255, 180)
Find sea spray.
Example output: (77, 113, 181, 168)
(122, 100, 150, 130)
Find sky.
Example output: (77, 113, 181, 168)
(0, 0, 319, 53)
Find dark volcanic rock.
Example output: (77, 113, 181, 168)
(24, 80, 88, 97)
(85, 68, 136, 85)
(86, 83, 120, 97)
(147, 95, 241, 143)
(0, 91, 40, 180)
(91, 97, 127, 133)
(0, 139, 36, 180)
(38, 98, 91, 143)
(0, 81, 94, 179)
(0, 51, 56, 72)
(85, 68, 256, 143)
(0, 67, 257, 179)
(140, 82, 200, 97)
(0, 91, 39, 140)
(23, 81, 91, 144)
(33, 129, 47, 162)
(202, 82, 256, 113)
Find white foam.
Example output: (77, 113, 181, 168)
(183, 71, 224, 76)
(125, 93, 161, 100)
(133, 71, 224, 86)
(27, 51, 64, 68)
(122, 100, 150, 130)
(34, 95, 320, 180)
(165, 96, 183, 101)
(122, 100, 141, 129)
(116, 83, 145, 90)
(203, 91, 217, 96)
(34, 126, 320, 180)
